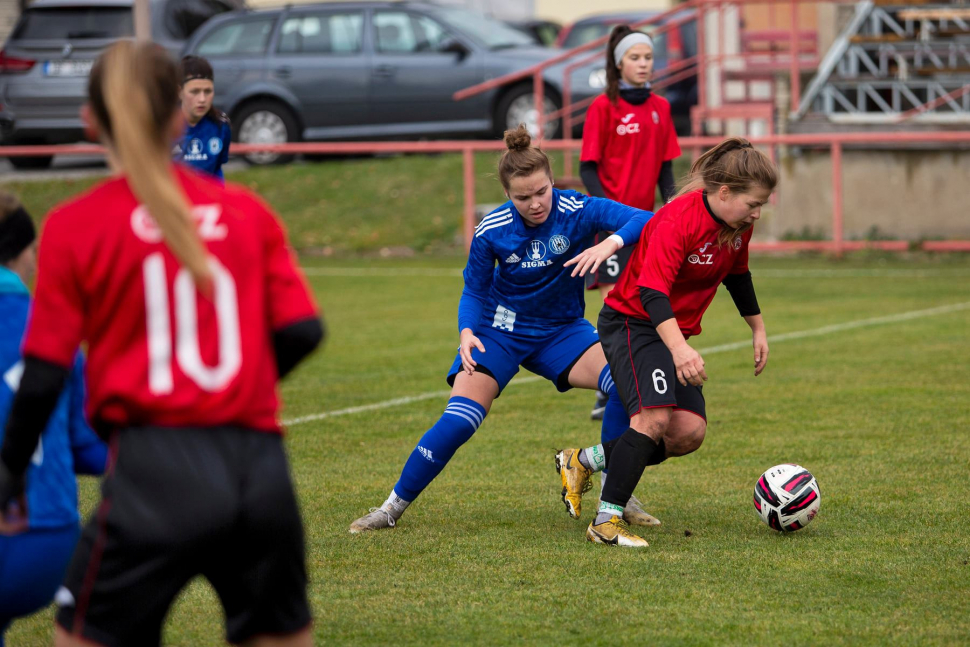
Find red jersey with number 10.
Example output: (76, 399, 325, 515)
(24, 166, 318, 434)
(604, 190, 751, 338)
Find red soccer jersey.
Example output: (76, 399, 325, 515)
(24, 166, 318, 434)
(604, 190, 751, 337)
(580, 93, 682, 211)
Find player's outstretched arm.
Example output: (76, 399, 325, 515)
(0, 356, 71, 532)
(564, 235, 621, 277)
(744, 314, 769, 376)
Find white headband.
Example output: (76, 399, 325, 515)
(613, 32, 654, 65)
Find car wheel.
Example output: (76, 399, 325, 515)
(9, 155, 54, 170)
(494, 85, 562, 140)
(233, 100, 300, 165)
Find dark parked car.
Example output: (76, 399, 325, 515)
(0, 0, 241, 168)
(182, 2, 601, 163)
(557, 11, 698, 134)
(507, 19, 561, 47)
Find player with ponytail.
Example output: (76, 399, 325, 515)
(0, 42, 323, 645)
(557, 137, 778, 547)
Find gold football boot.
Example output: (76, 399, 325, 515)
(555, 448, 593, 519)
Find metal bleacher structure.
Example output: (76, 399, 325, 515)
(796, 1, 970, 126)
(452, 0, 970, 252)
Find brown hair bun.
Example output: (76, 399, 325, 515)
(503, 124, 532, 152)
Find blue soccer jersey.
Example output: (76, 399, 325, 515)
(173, 113, 231, 180)
(0, 268, 106, 530)
(457, 188, 651, 337)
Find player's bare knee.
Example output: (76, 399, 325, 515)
(630, 407, 672, 442)
(666, 418, 707, 456)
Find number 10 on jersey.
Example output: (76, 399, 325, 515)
(143, 253, 243, 395)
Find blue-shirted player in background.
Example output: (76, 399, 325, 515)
(173, 56, 231, 182)
(349, 126, 653, 541)
(0, 192, 106, 646)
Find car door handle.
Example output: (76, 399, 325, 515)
(274, 66, 292, 79)
(373, 65, 396, 78)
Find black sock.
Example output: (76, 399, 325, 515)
(600, 428, 660, 508)
(602, 437, 664, 467)
(646, 439, 666, 466)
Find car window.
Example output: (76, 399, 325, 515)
(278, 12, 363, 54)
(430, 7, 532, 49)
(560, 23, 612, 50)
(165, 0, 238, 41)
(11, 7, 133, 40)
(374, 11, 448, 54)
(196, 17, 275, 56)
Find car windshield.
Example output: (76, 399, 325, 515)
(12, 7, 134, 40)
(431, 7, 535, 49)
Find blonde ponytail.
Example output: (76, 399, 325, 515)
(93, 42, 211, 289)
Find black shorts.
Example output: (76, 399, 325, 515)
(585, 231, 635, 290)
(597, 306, 706, 420)
(55, 426, 311, 647)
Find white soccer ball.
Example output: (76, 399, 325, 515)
(753, 464, 821, 532)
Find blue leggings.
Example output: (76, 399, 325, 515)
(0, 523, 80, 645)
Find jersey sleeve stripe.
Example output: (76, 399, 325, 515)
(562, 196, 585, 208)
(475, 208, 512, 230)
(475, 217, 513, 237)
(557, 200, 579, 214)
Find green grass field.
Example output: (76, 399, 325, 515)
(8, 253, 970, 646)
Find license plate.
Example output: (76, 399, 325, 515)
(43, 60, 94, 77)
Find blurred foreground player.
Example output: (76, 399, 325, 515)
(0, 42, 323, 646)
(0, 192, 106, 647)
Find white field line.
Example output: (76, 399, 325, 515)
(282, 300, 970, 427)
(301, 267, 462, 277)
(300, 267, 970, 279)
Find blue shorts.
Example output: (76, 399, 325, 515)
(0, 523, 80, 635)
(447, 318, 600, 394)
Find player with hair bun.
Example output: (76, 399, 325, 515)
(174, 55, 231, 181)
(349, 125, 654, 537)
(0, 42, 322, 646)
(557, 137, 777, 547)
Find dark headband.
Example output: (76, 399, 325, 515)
(182, 72, 213, 84)
(0, 206, 36, 264)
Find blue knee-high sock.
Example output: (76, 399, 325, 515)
(599, 365, 628, 448)
(393, 396, 487, 502)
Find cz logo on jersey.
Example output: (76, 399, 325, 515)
(132, 204, 227, 243)
(688, 242, 715, 265)
(208, 137, 223, 155)
(616, 113, 641, 136)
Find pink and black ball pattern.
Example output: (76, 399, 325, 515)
(753, 464, 821, 532)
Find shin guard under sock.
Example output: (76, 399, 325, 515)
(600, 428, 660, 508)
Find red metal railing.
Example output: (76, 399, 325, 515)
(453, 0, 857, 141)
(7, 129, 970, 255)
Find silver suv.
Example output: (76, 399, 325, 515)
(182, 2, 601, 164)
(0, 0, 240, 168)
